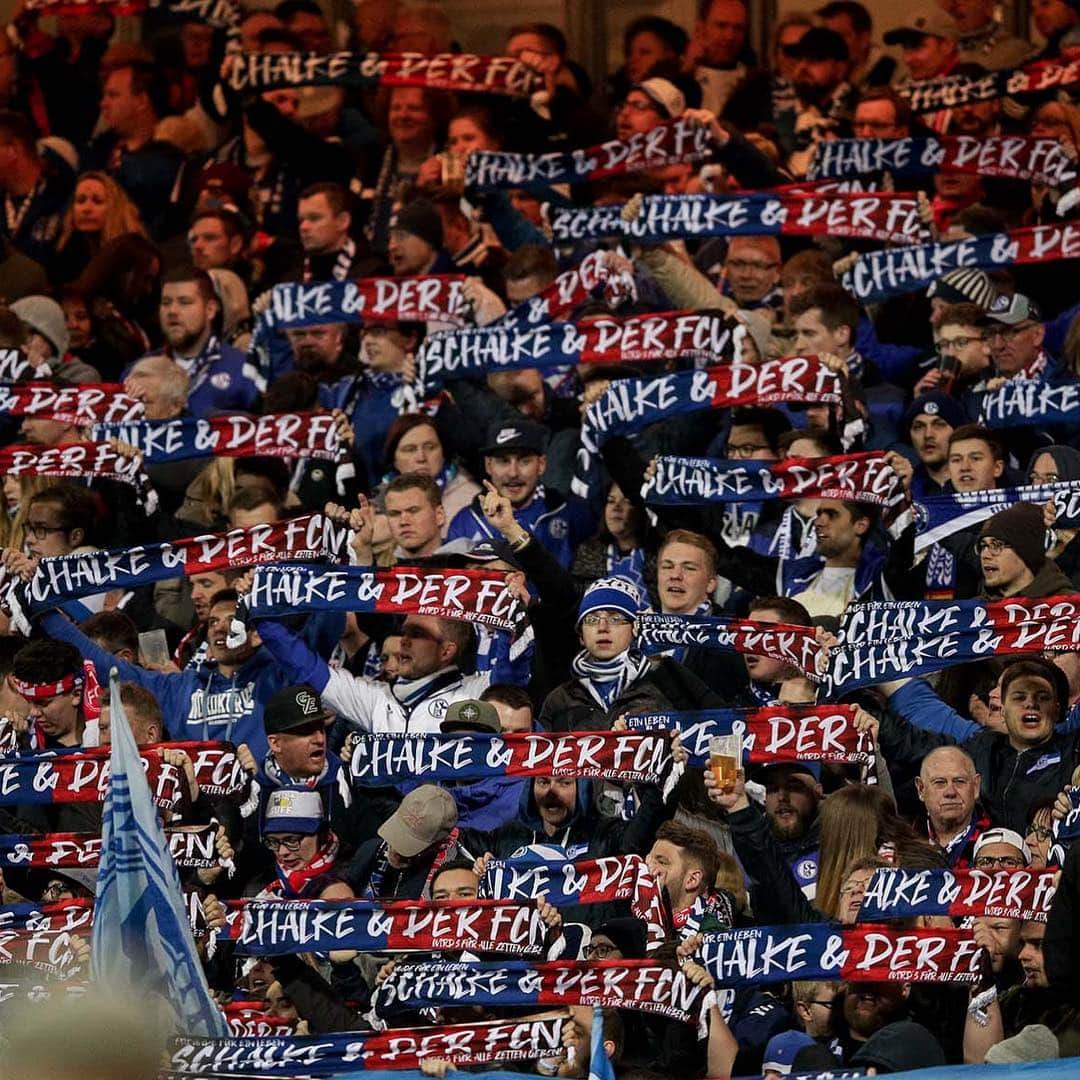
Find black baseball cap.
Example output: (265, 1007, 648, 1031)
(481, 418, 548, 456)
(264, 684, 330, 735)
(783, 27, 849, 62)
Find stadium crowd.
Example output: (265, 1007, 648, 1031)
(2, 0, 1080, 1075)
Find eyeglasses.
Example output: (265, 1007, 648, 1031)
(726, 442, 771, 458)
(619, 98, 661, 114)
(581, 612, 632, 627)
(585, 943, 618, 959)
(936, 335, 983, 351)
(974, 855, 1025, 869)
(1030, 472, 1060, 485)
(987, 323, 1035, 340)
(25, 521, 68, 540)
(839, 879, 870, 897)
(727, 259, 778, 273)
(1027, 825, 1053, 843)
(264, 835, 306, 852)
(42, 881, 72, 900)
(808, 999, 836, 1008)
(977, 538, 1011, 556)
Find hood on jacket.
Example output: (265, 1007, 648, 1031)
(1025, 443, 1080, 483)
(982, 557, 1074, 600)
(518, 775, 594, 835)
(850, 1021, 946, 1072)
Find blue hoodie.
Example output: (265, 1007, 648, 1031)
(39, 611, 342, 760)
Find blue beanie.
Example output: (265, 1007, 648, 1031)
(576, 576, 643, 627)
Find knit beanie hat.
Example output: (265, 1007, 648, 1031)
(926, 267, 996, 310)
(978, 502, 1047, 573)
(11, 295, 69, 357)
(576, 576, 643, 627)
(391, 198, 443, 251)
(985, 1024, 1058, 1064)
(594, 916, 648, 959)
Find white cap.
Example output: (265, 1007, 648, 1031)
(636, 77, 686, 119)
(973, 827, 1031, 865)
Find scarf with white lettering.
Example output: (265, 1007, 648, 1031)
(570, 648, 651, 710)
(218, 896, 546, 955)
(225, 51, 545, 96)
(466, 118, 714, 192)
(857, 867, 1058, 923)
(0, 826, 223, 871)
(913, 480, 1080, 554)
(898, 57, 1080, 113)
(840, 223, 1080, 304)
(550, 192, 927, 246)
(168, 1017, 567, 1075)
(0, 348, 51, 382)
(824, 594, 1080, 693)
(808, 135, 1077, 188)
(0, 442, 158, 514)
(25, 513, 348, 612)
(417, 309, 742, 393)
(626, 704, 869, 767)
(645, 452, 911, 538)
(371, 959, 713, 1030)
(636, 613, 822, 680)
(90, 413, 347, 465)
(698, 923, 981, 985)
(0, 382, 143, 424)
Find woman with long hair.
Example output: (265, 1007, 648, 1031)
(54, 171, 147, 283)
(570, 482, 654, 591)
(0, 475, 60, 551)
(379, 414, 480, 530)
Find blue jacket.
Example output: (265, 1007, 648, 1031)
(40, 611, 343, 760)
(446, 488, 594, 569)
(181, 337, 263, 418)
(318, 372, 403, 486)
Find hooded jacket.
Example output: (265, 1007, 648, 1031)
(40, 611, 292, 760)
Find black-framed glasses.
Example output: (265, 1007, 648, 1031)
(974, 855, 1024, 869)
(936, 335, 983, 351)
(1026, 825, 1053, 843)
(585, 943, 618, 959)
(42, 881, 72, 900)
(977, 538, 1011, 556)
(24, 522, 68, 540)
(264, 835, 306, 852)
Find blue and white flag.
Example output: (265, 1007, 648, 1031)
(589, 1004, 617, 1080)
(91, 671, 228, 1037)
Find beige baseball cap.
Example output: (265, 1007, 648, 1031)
(378, 784, 458, 858)
(884, 6, 960, 44)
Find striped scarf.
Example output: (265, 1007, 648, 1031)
(570, 648, 650, 710)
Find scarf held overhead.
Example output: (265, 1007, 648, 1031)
(217, 898, 548, 956)
(244, 565, 520, 631)
(644, 452, 910, 534)
(418, 310, 743, 392)
(0, 748, 184, 811)
(466, 118, 714, 191)
(808, 135, 1076, 188)
(479, 853, 667, 949)
(348, 730, 677, 787)
(371, 959, 711, 1028)
(913, 481, 1080, 554)
(899, 56, 1080, 112)
(0, 383, 144, 424)
(626, 705, 871, 766)
(552, 192, 928, 245)
(169, 1017, 566, 1074)
(636, 613, 823, 679)
(581, 360, 844, 454)
(826, 595, 1080, 691)
(698, 923, 981, 985)
(0, 442, 158, 513)
(226, 51, 544, 96)
(856, 867, 1058, 923)
(0, 826, 223, 871)
(840, 222, 1080, 304)
(90, 413, 347, 465)
(26, 514, 349, 611)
